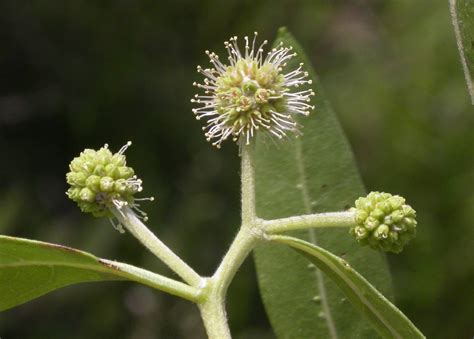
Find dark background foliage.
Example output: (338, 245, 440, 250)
(0, 0, 473, 338)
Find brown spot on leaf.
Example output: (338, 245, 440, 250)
(43, 242, 82, 253)
(99, 259, 118, 270)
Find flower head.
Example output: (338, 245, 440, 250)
(192, 32, 315, 148)
(66, 142, 153, 232)
(350, 192, 417, 253)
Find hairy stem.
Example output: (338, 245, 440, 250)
(241, 143, 256, 224)
(100, 259, 202, 302)
(212, 226, 260, 298)
(111, 205, 202, 287)
(199, 280, 232, 339)
(199, 227, 259, 338)
(199, 226, 261, 338)
(113, 142, 357, 337)
(199, 143, 262, 338)
(262, 211, 356, 234)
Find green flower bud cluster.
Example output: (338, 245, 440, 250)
(192, 33, 314, 148)
(66, 142, 143, 218)
(350, 192, 417, 253)
(213, 59, 285, 126)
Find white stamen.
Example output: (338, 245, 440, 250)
(193, 33, 314, 148)
(117, 141, 132, 155)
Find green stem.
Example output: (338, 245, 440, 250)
(262, 211, 356, 234)
(198, 279, 232, 339)
(100, 259, 202, 302)
(199, 143, 262, 338)
(241, 143, 256, 224)
(111, 205, 202, 287)
(213, 226, 260, 297)
(199, 223, 261, 338)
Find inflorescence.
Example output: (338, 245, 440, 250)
(66, 142, 154, 232)
(350, 192, 417, 253)
(192, 32, 315, 148)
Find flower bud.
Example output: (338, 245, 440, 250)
(66, 142, 149, 219)
(193, 33, 315, 148)
(350, 192, 417, 253)
(99, 176, 115, 192)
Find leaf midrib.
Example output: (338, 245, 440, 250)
(449, 0, 474, 104)
(323, 256, 400, 338)
(290, 238, 403, 338)
(295, 138, 339, 339)
(0, 261, 117, 275)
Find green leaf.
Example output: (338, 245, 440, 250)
(0, 235, 199, 311)
(450, 0, 474, 104)
(270, 235, 424, 338)
(253, 27, 395, 338)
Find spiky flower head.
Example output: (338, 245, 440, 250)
(350, 192, 417, 253)
(192, 32, 315, 148)
(66, 142, 153, 231)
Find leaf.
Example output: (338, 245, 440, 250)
(0, 235, 199, 311)
(450, 0, 474, 104)
(253, 27, 395, 338)
(270, 235, 424, 338)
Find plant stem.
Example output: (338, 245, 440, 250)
(100, 259, 202, 302)
(198, 280, 232, 339)
(199, 222, 261, 338)
(241, 143, 256, 224)
(111, 205, 202, 287)
(110, 142, 357, 337)
(213, 226, 260, 297)
(262, 211, 356, 234)
(198, 143, 262, 338)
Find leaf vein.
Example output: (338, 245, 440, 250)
(295, 138, 339, 339)
(449, 0, 474, 104)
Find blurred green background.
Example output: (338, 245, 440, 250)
(1, 0, 473, 338)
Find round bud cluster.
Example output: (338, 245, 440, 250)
(66, 142, 144, 218)
(192, 33, 315, 148)
(350, 192, 417, 253)
(213, 59, 286, 136)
